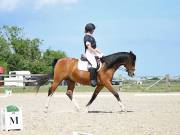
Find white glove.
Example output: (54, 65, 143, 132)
(96, 52, 103, 58)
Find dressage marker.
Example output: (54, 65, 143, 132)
(0, 88, 12, 98)
(0, 105, 23, 131)
(4, 89, 12, 97)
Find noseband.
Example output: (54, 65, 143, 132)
(126, 55, 135, 73)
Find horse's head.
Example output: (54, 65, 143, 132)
(100, 51, 136, 77)
(124, 51, 136, 77)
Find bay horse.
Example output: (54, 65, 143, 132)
(43, 51, 136, 112)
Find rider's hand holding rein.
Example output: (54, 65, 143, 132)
(86, 42, 102, 56)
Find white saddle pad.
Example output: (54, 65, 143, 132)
(77, 59, 102, 71)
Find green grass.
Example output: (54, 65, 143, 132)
(0, 80, 180, 93)
(120, 80, 180, 92)
(0, 85, 104, 93)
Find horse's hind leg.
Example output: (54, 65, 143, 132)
(48, 82, 59, 96)
(104, 81, 126, 112)
(66, 80, 81, 111)
(45, 81, 60, 109)
(48, 71, 67, 96)
(45, 82, 60, 112)
(66, 80, 75, 100)
(45, 74, 66, 112)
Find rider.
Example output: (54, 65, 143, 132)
(84, 23, 103, 87)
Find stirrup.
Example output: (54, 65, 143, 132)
(91, 80, 97, 87)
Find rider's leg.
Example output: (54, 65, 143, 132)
(89, 67, 97, 87)
(86, 50, 98, 87)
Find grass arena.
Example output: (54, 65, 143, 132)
(0, 89, 180, 135)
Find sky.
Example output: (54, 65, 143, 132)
(0, 0, 180, 76)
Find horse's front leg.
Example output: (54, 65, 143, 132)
(86, 85, 104, 107)
(104, 81, 126, 112)
(85, 85, 104, 113)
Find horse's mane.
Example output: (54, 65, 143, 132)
(100, 51, 136, 69)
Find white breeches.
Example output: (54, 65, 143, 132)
(85, 49, 103, 68)
(85, 49, 97, 68)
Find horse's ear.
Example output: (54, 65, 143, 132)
(130, 51, 133, 54)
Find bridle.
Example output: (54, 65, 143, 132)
(118, 55, 135, 74)
(118, 67, 135, 73)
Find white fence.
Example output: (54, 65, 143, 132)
(120, 74, 180, 91)
(0, 74, 46, 87)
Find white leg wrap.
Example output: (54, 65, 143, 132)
(72, 99, 80, 111)
(85, 106, 89, 113)
(118, 101, 126, 112)
(45, 96, 51, 108)
(44, 96, 52, 113)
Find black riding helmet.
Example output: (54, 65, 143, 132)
(85, 23, 96, 33)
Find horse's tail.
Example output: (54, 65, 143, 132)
(35, 58, 59, 94)
(52, 58, 58, 69)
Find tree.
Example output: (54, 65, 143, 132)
(7, 54, 25, 71)
(43, 49, 67, 73)
(0, 25, 67, 73)
(0, 26, 43, 72)
(0, 31, 11, 70)
(1, 26, 42, 60)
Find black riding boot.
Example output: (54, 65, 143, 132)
(89, 67, 97, 87)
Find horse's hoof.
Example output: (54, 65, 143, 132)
(74, 107, 81, 112)
(44, 106, 49, 113)
(45, 105, 49, 110)
(121, 108, 127, 112)
(44, 108, 48, 113)
(44, 110, 48, 113)
(84, 107, 89, 113)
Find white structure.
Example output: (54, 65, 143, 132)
(1, 105, 23, 131)
(4, 71, 31, 87)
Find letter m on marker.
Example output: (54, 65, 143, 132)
(10, 117, 18, 125)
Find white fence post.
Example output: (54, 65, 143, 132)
(165, 74, 171, 92)
(145, 76, 165, 90)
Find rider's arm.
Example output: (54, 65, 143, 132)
(86, 42, 98, 53)
(95, 48, 101, 54)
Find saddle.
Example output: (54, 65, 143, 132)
(78, 54, 102, 71)
(80, 54, 88, 61)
